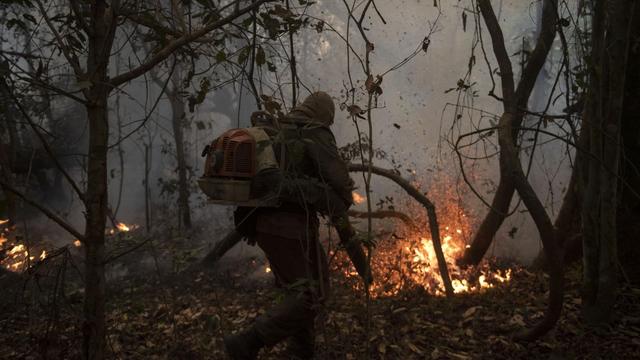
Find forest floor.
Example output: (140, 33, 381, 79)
(2, 250, 640, 359)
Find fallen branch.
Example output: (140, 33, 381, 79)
(347, 163, 454, 297)
(200, 230, 244, 267)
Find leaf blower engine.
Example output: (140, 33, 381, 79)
(198, 127, 281, 206)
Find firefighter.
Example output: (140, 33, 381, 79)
(224, 92, 360, 359)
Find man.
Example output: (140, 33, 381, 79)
(224, 91, 357, 359)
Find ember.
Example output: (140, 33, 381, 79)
(352, 191, 366, 205)
(107, 222, 139, 235)
(116, 223, 131, 232)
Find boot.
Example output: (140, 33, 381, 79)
(223, 328, 264, 360)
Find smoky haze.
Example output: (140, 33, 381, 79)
(109, 0, 572, 264)
(6, 1, 572, 265)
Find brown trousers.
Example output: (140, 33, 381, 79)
(253, 211, 329, 351)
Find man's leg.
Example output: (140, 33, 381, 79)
(224, 219, 329, 359)
(253, 232, 323, 347)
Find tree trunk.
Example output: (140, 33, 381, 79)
(83, 2, 116, 358)
(168, 79, 192, 230)
(458, 180, 515, 265)
(0, 77, 20, 224)
(474, 0, 563, 340)
(83, 94, 109, 360)
(461, 0, 558, 267)
(617, 2, 640, 284)
(581, 0, 632, 325)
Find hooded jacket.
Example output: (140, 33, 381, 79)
(279, 91, 354, 209)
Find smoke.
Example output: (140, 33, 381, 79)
(3, 1, 574, 266)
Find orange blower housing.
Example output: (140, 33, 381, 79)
(203, 129, 257, 179)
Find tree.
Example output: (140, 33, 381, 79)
(580, 0, 638, 325)
(456, 0, 640, 335)
(0, 1, 273, 358)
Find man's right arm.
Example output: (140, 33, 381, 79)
(306, 127, 354, 208)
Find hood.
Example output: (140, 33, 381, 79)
(284, 91, 335, 127)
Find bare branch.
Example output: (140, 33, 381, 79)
(348, 209, 417, 229)
(110, 0, 274, 87)
(0, 179, 84, 241)
(35, 0, 87, 84)
(477, 0, 515, 106)
(1, 80, 86, 202)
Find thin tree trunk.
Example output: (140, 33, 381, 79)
(458, 180, 515, 265)
(168, 85, 192, 229)
(475, 0, 563, 340)
(144, 144, 151, 233)
(83, 2, 116, 358)
(83, 96, 109, 360)
(461, 0, 558, 266)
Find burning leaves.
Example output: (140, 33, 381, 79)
(0, 222, 43, 272)
(339, 177, 514, 297)
(0, 219, 140, 272)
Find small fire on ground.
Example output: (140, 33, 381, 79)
(107, 222, 139, 235)
(0, 221, 47, 272)
(1, 220, 138, 272)
(337, 178, 513, 297)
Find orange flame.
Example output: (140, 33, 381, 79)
(339, 175, 513, 297)
(352, 191, 366, 205)
(0, 225, 50, 272)
(116, 223, 131, 232)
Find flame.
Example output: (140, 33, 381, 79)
(265, 266, 271, 273)
(8, 244, 25, 255)
(107, 222, 138, 235)
(352, 191, 366, 205)
(73, 239, 82, 247)
(1, 225, 50, 272)
(338, 175, 513, 297)
(3, 244, 30, 271)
